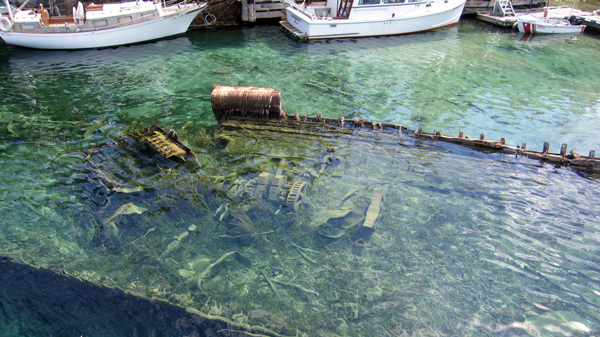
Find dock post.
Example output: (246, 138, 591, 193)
(249, 0, 256, 22)
(242, 0, 256, 22)
(241, 0, 248, 21)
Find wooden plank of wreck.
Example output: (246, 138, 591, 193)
(363, 188, 384, 229)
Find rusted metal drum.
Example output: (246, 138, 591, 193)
(211, 86, 282, 122)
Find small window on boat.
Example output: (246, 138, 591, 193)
(20, 24, 36, 30)
(384, 0, 405, 3)
(93, 19, 108, 27)
(359, 0, 381, 4)
(119, 15, 133, 23)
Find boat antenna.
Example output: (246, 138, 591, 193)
(18, 0, 30, 10)
(568, 0, 578, 19)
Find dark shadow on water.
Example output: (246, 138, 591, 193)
(0, 257, 272, 337)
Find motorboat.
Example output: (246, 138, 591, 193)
(279, 0, 466, 40)
(0, 0, 207, 49)
(517, 14, 586, 34)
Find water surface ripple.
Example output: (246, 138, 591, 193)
(1, 19, 600, 336)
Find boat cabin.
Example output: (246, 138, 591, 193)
(308, 0, 433, 20)
(7, 1, 163, 33)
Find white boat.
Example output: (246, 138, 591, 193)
(517, 14, 586, 34)
(280, 0, 466, 40)
(0, 0, 207, 49)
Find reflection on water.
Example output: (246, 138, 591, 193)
(1, 20, 600, 336)
(515, 32, 583, 44)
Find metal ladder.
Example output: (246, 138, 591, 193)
(337, 0, 353, 18)
(493, 0, 515, 17)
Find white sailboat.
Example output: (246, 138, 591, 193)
(0, 0, 207, 49)
(280, 0, 466, 40)
(517, 2, 587, 35)
(517, 14, 586, 34)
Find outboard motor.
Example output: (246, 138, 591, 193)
(567, 15, 584, 25)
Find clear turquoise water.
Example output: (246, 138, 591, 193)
(1, 19, 600, 336)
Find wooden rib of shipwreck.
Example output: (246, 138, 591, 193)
(126, 124, 197, 163)
(363, 188, 384, 229)
(212, 101, 599, 174)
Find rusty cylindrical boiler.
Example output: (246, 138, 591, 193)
(211, 86, 282, 122)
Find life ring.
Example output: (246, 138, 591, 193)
(0, 17, 13, 32)
(204, 13, 216, 24)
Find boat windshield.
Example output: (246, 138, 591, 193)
(358, 0, 381, 4)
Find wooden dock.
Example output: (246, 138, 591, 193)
(581, 14, 600, 32)
(464, 0, 546, 15)
(241, 0, 286, 22)
(477, 11, 518, 27)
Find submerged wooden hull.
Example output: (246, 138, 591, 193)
(0, 3, 205, 50)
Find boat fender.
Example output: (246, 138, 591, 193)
(73, 2, 84, 25)
(0, 17, 12, 32)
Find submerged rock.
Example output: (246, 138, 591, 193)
(105, 202, 148, 223)
(311, 208, 352, 228)
(317, 222, 346, 239)
(92, 222, 120, 250)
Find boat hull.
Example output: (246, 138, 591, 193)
(283, 0, 466, 40)
(517, 16, 586, 34)
(0, 4, 205, 50)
